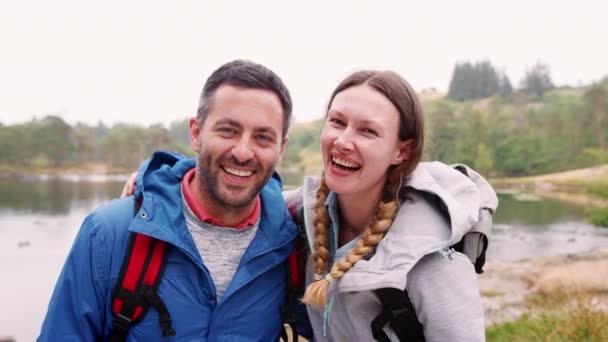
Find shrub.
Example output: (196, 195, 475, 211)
(587, 207, 608, 227)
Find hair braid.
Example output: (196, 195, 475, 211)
(311, 176, 332, 277)
(302, 167, 406, 308)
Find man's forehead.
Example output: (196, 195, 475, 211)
(204, 85, 284, 133)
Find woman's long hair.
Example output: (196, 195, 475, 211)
(302, 70, 425, 308)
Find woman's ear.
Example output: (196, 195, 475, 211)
(393, 139, 414, 165)
(393, 139, 413, 165)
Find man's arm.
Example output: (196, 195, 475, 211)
(38, 214, 109, 341)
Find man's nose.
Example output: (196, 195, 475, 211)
(231, 138, 254, 163)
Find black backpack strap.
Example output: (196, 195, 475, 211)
(110, 198, 175, 341)
(281, 208, 309, 341)
(371, 288, 424, 342)
(451, 164, 490, 274)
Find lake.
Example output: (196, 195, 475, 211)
(1, 176, 607, 341)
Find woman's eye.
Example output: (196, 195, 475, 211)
(328, 117, 345, 126)
(362, 128, 378, 136)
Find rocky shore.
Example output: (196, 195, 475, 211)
(481, 247, 608, 326)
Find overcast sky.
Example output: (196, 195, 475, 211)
(1, 0, 606, 127)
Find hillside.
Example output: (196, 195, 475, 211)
(281, 82, 608, 181)
(1, 82, 606, 179)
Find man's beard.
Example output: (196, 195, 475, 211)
(197, 151, 271, 209)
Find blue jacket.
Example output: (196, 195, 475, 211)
(39, 151, 299, 341)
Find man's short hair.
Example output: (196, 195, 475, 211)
(197, 60, 293, 137)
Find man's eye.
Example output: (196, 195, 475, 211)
(256, 134, 273, 142)
(219, 127, 236, 134)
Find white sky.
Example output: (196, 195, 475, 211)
(1, 0, 606, 126)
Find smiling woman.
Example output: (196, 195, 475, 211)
(281, 70, 498, 342)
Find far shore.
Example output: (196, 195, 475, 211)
(491, 163, 608, 208)
(3, 163, 608, 208)
(0, 163, 131, 180)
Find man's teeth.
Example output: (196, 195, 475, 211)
(332, 157, 360, 169)
(224, 167, 253, 177)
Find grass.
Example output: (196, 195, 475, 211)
(487, 290, 608, 341)
(587, 207, 608, 227)
(585, 182, 608, 199)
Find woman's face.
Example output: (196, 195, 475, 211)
(320, 84, 410, 198)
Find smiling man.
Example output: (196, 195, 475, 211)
(38, 60, 299, 341)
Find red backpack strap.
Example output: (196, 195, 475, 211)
(110, 232, 175, 341)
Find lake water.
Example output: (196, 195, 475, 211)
(1, 176, 607, 341)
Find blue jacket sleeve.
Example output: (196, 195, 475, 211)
(38, 213, 109, 341)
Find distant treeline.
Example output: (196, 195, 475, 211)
(426, 81, 608, 176)
(448, 60, 554, 102)
(1, 61, 607, 177)
(0, 118, 194, 170)
(286, 70, 608, 177)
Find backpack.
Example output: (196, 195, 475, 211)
(283, 165, 494, 342)
(109, 200, 176, 342)
(110, 199, 307, 341)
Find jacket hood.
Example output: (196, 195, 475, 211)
(298, 161, 498, 293)
(130, 151, 295, 266)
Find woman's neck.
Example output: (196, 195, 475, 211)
(336, 185, 383, 246)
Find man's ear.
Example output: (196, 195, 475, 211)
(189, 117, 202, 152)
(393, 139, 413, 165)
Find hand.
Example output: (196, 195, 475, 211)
(120, 172, 138, 198)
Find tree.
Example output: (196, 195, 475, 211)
(426, 101, 459, 161)
(447, 61, 503, 101)
(520, 61, 554, 101)
(34, 115, 74, 167)
(582, 83, 608, 149)
(498, 73, 513, 99)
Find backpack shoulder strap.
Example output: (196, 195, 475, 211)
(109, 199, 175, 341)
(372, 288, 425, 342)
(451, 164, 492, 274)
(281, 207, 309, 341)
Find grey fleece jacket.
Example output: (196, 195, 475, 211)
(284, 162, 499, 342)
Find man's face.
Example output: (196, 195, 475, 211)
(189, 84, 287, 209)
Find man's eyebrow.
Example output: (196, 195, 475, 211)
(213, 118, 241, 128)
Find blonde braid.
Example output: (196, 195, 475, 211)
(311, 176, 332, 279)
(302, 168, 406, 308)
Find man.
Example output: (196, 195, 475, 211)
(38, 60, 299, 341)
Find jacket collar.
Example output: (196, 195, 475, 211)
(302, 162, 494, 292)
(128, 151, 296, 267)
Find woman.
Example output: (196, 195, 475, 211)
(123, 70, 498, 341)
(284, 70, 497, 341)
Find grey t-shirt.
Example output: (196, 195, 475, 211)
(182, 195, 259, 302)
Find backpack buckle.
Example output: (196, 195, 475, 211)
(112, 313, 133, 335)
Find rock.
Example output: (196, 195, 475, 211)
(481, 247, 608, 326)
